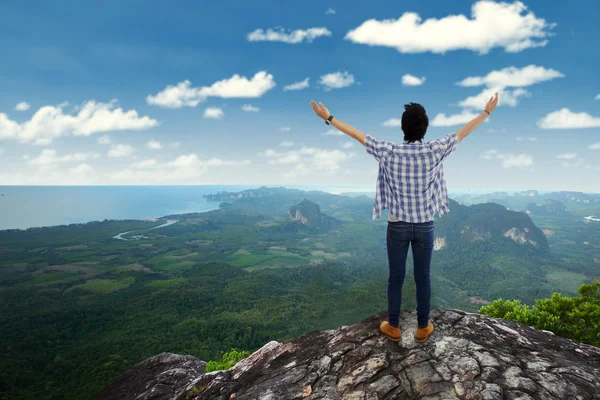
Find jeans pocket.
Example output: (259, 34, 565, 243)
(418, 228, 435, 248)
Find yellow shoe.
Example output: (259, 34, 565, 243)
(415, 321, 434, 343)
(380, 321, 401, 342)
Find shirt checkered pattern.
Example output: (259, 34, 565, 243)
(364, 132, 459, 222)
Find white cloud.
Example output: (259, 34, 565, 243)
(589, 142, 600, 150)
(132, 159, 157, 169)
(110, 154, 250, 184)
(242, 104, 260, 112)
(482, 149, 533, 168)
(247, 27, 332, 44)
(382, 118, 402, 127)
(203, 107, 224, 119)
(169, 141, 181, 148)
(319, 71, 355, 90)
(0, 163, 99, 185)
(283, 78, 310, 91)
(516, 136, 537, 141)
(146, 139, 162, 150)
(262, 146, 355, 177)
(323, 129, 344, 136)
(325, 8, 336, 15)
(34, 138, 52, 146)
(15, 102, 30, 111)
(108, 144, 135, 158)
(147, 72, 276, 108)
(457, 65, 563, 88)
(280, 126, 291, 132)
(342, 142, 353, 149)
(595, 94, 600, 100)
(280, 141, 295, 147)
(402, 74, 426, 86)
(480, 149, 498, 160)
(0, 100, 158, 144)
(497, 153, 534, 168)
(556, 153, 577, 160)
(538, 108, 600, 129)
(431, 110, 479, 127)
(458, 87, 529, 109)
(97, 135, 112, 145)
(344, 1, 555, 54)
(28, 149, 100, 165)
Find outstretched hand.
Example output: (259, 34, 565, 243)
(485, 92, 499, 113)
(310, 100, 330, 120)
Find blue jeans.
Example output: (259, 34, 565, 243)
(386, 220, 434, 328)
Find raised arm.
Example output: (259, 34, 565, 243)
(310, 101, 366, 145)
(455, 92, 499, 143)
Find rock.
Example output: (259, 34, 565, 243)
(96, 352, 206, 400)
(97, 310, 600, 400)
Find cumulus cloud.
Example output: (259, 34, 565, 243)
(131, 159, 158, 169)
(110, 154, 251, 184)
(497, 153, 534, 168)
(108, 144, 135, 158)
(595, 94, 600, 100)
(342, 142, 353, 149)
(0, 100, 158, 144)
(431, 111, 480, 127)
(261, 146, 355, 177)
(538, 108, 600, 129)
(323, 129, 344, 136)
(457, 65, 563, 88)
(203, 107, 224, 119)
(247, 27, 332, 44)
(280, 141, 295, 147)
(344, 1, 555, 54)
(325, 8, 336, 15)
(147, 72, 276, 108)
(402, 74, 426, 86)
(242, 104, 260, 112)
(283, 78, 310, 91)
(146, 139, 162, 150)
(28, 149, 100, 165)
(556, 153, 577, 160)
(15, 102, 30, 111)
(454, 65, 563, 110)
(481, 149, 533, 168)
(319, 71, 355, 90)
(589, 142, 600, 150)
(382, 118, 402, 127)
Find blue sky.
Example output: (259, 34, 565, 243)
(0, 0, 599, 191)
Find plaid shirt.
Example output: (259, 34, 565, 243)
(364, 132, 459, 222)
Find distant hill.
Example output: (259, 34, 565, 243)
(286, 199, 341, 231)
(525, 199, 573, 218)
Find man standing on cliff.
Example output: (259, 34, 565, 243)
(310, 93, 499, 343)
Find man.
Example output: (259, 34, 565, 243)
(310, 93, 499, 343)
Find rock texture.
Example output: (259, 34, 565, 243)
(97, 309, 600, 400)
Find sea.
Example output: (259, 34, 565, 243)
(0, 185, 375, 230)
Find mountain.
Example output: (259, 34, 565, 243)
(436, 200, 549, 252)
(287, 199, 341, 231)
(525, 199, 573, 218)
(97, 309, 600, 400)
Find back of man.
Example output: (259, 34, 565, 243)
(309, 93, 499, 343)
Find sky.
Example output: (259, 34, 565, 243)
(0, 0, 599, 191)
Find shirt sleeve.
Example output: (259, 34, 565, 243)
(364, 134, 395, 162)
(429, 132, 458, 161)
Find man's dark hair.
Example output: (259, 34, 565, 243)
(401, 102, 428, 143)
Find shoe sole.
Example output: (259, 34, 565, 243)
(414, 326, 435, 343)
(383, 332, 401, 342)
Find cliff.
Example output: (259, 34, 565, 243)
(96, 309, 600, 400)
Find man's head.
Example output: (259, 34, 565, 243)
(402, 102, 428, 143)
